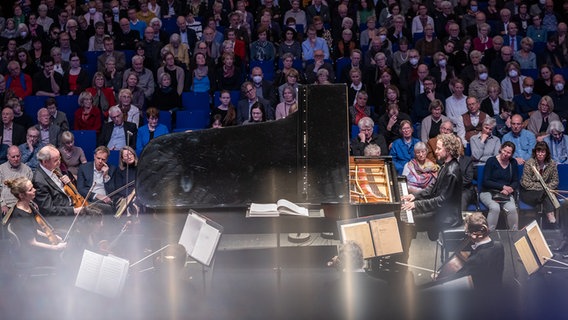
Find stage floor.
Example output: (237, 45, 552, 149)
(1, 212, 567, 320)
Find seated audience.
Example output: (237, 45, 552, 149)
(87, 72, 117, 119)
(470, 117, 501, 165)
(19, 127, 45, 171)
(420, 99, 450, 142)
(63, 52, 89, 95)
(156, 51, 185, 96)
(136, 108, 169, 155)
(34, 108, 60, 147)
(74, 91, 103, 134)
(512, 77, 540, 121)
(77, 146, 116, 204)
(351, 117, 387, 157)
(114, 146, 137, 197)
(242, 102, 267, 125)
(275, 85, 298, 120)
(349, 91, 371, 126)
(151, 73, 182, 112)
(543, 120, 568, 164)
(6, 98, 33, 130)
(390, 120, 420, 174)
(502, 114, 536, 165)
(1, 107, 27, 146)
(44, 98, 69, 132)
(98, 106, 137, 150)
(305, 49, 334, 84)
(520, 142, 559, 225)
(402, 142, 439, 195)
(480, 141, 519, 231)
(378, 103, 412, 147)
(58, 131, 87, 179)
(527, 95, 560, 139)
(456, 96, 489, 146)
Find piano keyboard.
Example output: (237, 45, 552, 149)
(398, 180, 414, 224)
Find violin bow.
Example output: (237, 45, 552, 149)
(63, 181, 97, 242)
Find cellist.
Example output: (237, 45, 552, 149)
(5, 177, 67, 265)
(33, 145, 84, 216)
(451, 212, 505, 290)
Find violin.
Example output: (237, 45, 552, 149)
(54, 169, 88, 208)
(30, 202, 60, 245)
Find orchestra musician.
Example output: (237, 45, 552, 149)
(401, 133, 464, 242)
(5, 177, 67, 265)
(451, 212, 504, 290)
(33, 145, 83, 216)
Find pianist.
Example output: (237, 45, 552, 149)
(401, 133, 463, 241)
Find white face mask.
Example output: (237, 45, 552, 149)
(112, 7, 119, 14)
(523, 86, 533, 94)
(379, 35, 387, 42)
(438, 59, 447, 67)
(252, 75, 262, 84)
(540, 0, 546, 4)
(479, 72, 488, 80)
(555, 83, 565, 91)
(508, 70, 518, 77)
(89, 7, 97, 14)
(409, 58, 419, 65)
(20, 31, 27, 37)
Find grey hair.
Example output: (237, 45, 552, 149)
(547, 120, 565, 134)
(357, 116, 374, 129)
(414, 141, 427, 152)
(483, 117, 497, 128)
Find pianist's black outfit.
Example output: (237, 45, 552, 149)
(412, 157, 463, 241)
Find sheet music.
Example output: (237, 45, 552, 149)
(514, 237, 539, 275)
(526, 221, 553, 265)
(178, 212, 223, 266)
(75, 250, 130, 298)
(369, 217, 403, 256)
(340, 222, 375, 259)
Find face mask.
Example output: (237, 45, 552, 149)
(409, 58, 419, 65)
(379, 35, 387, 42)
(252, 75, 262, 84)
(540, 0, 546, 4)
(112, 7, 119, 14)
(471, 6, 478, 12)
(555, 83, 565, 91)
(523, 86, 533, 94)
(20, 32, 27, 37)
(508, 70, 518, 77)
(479, 72, 488, 80)
(89, 7, 97, 14)
(438, 59, 447, 67)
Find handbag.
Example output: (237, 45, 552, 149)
(490, 190, 510, 203)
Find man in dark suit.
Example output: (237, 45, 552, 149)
(33, 145, 82, 216)
(115, 18, 140, 50)
(98, 106, 137, 150)
(249, 67, 277, 108)
(97, 35, 127, 72)
(237, 82, 272, 124)
(1, 107, 27, 147)
(306, 0, 330, 24)
(76, 146, 116, 204)
(35, 108, 61, 147)
(176, 15, 198, 53)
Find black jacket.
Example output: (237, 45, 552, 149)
(414, 158, 463, 229)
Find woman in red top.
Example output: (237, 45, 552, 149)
(349, 91, 372, 125)
(86, 72, 116, 119)
(64, 52, 90, 95)
(74, 91, 102, 134)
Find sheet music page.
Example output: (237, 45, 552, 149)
(249, 203, 279, 216)
(96, 255, 130, 298)
(369, 217, 403, 256)
(526, 221, 553, 265)
(340, 222, 375, 259)
(514, 237, 539, 275)
(75, 250, 104, 292)
(276, 199, 309, 216)
(178, 213, 202, 254)
(191, 222, 222, 266)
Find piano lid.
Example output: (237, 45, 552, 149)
(136, 84, 350, 208)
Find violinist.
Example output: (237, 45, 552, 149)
(452, 212, 504, 290)
(76, 146, 116, 205)
(5, 177, 67, 264)
(33, 145, 83, 216)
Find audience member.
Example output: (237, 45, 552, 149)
(76, 145, 116, 204)
(97, 36, 126, 72)
(34, 108, 61, 147)
(275, 85, 297, 120)
(470, 117, 501, 165)
(390, 120, 420, 174)
(44, 98, 69, 132)
(6, 98, 33, 130)
(420, 99, 450, 142)
(543, 120, 568, 164)
(456, 96, 488, 146)
(58, 131, 87, 179)
(512, 77, 540, 120)
(480, 83, 504, 117)
(527, 95, 560, 139)
(6, 61, 33, 99)
(1, 107, 26, 146)
(378, 103, 412, 147)
(98, 106, 137, 150)
(0, 146, 32, 214)
(402, 142, 439, 195)
(502, 114, 536, 165)
(19, 127, 45, 171)
(136, 107, 169, 155)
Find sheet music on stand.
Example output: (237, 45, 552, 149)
(513, 220, 553, 275)
(75, 250, 130, 298)
(337, 212, 403, 259)
(178, 210, 223, 267)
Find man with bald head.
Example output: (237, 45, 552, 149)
(0, 145, 32, 214)
(502, 114, 536, 165)
(33, 145, 83, 216)
(490, 46, 513, 82)
(115, 17, 140, 50)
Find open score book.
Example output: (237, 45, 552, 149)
(248, 199, 309, 217)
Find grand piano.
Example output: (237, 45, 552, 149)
(136, 84, 405, 234)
